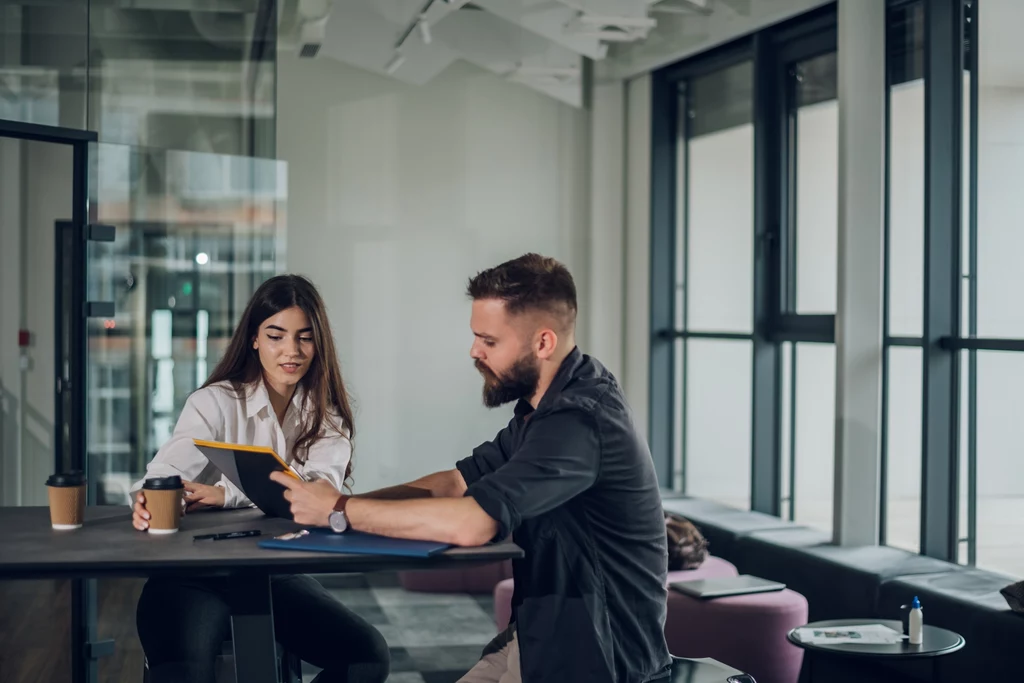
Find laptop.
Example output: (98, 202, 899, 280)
(670, 574, 786, 600)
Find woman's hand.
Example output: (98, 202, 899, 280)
(183, 480, 226, 512)
(133, 491, 151, 531)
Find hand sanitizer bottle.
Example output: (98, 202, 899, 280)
(908, 595, 924, 645)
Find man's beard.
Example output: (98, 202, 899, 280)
(475, 354, 541, 408)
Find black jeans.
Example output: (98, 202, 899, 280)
(137, 574, 389, 683)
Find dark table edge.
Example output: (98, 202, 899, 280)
(785, 631, 966, 659)
(0, 550, 525, 581)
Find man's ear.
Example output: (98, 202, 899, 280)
(535, 328, 559, 360)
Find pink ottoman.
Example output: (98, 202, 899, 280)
(399, 560, 513, 594)
(665, 587, 807, 683)
(494, 578, 516, 630)
(667, 555, 739, 584)
(493, 556, 740, 631)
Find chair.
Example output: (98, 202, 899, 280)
(671, 655, 755, 682)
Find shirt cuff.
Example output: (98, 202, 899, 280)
(215, 479, 242, 508)
(456, 457, 484, 488)
(466, 478, 520, 541)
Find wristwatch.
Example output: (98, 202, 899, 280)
(328, 494, 350, 533)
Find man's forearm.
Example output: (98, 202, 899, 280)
(353, 484, 431, 500)
(352, 469, 466, 501)
(346, 496, 496, 547)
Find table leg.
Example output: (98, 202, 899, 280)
(802, 651, 813, 683)
(229, 573, 280, 683)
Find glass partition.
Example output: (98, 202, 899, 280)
(87, 143, 285, 505)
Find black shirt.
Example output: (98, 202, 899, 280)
(457, 348, 671, 683)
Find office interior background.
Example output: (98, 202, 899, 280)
(1, 0, 1022, 680)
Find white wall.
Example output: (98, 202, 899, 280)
(623, 74, 652, 442)
(277, 55, 590, 492)
(0, 138, 69, 507)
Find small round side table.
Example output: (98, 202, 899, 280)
(786, 618, 964, 683)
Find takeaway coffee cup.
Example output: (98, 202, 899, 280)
(143, 476, 184, 534)
(46, 471, 87, 530)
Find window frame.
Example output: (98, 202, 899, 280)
(649, 5, 839, 516)
(650, 0, 987, 566)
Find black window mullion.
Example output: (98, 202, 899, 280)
(920, 0, 964, 563)
(965, 0, 979, 566)
(751, 32, 783, 515)
(678, 81, 691, 494)
(649, 67, 679, 488)
(880, 2, 895, 544)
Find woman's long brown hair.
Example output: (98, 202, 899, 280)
(201, 274, 355, 484)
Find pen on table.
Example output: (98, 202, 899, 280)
(192, 530, 263, 542)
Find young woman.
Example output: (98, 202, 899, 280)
(131, 274, 389, 683)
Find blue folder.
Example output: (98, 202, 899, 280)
(258, 529, 451, 558)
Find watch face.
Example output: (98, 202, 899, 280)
(329, 510, 348, 533)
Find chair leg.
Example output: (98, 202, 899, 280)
(278, 650, 302, 683)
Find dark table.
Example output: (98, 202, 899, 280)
(0, 506, 524, 683)
(786, 618, 965, 683)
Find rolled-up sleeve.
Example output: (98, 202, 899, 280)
(456, 418, 517, 487)
(128, 389, 227, 502)
(466, 408, 600, 539)
(299, 428, 352, 492)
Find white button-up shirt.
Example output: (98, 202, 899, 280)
(129, 380, 351, 508)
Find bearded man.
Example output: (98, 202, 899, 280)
(274, 253, 671, 683)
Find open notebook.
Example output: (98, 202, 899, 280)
(193, 439, 302, 519)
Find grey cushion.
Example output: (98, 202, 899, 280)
(734, 530, 962, 621)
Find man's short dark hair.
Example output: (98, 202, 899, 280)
(467, 253, 577, 327)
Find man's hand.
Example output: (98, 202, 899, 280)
(270, 472, 340, 527)
(183, 480, 226, 512)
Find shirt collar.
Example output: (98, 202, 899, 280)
(514, 346, 584, 418)
(245, 380, 309, 421)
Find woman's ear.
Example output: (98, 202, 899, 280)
(252, 337, 259, 350)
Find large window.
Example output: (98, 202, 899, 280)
(782, 43, 838, 532)
(666, 57, 755, 507)
(791, 52, 839, 316)
(882, 1, 925, 553)
(959, 0, 1024, 577)
(652, 0, 1024, 578)
(650, 9, 839, 522)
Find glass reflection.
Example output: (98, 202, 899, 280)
(87, 144, 285, 505)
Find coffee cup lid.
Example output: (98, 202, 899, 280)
(46, 471, 85, 487)
(143, 475, 183, 490)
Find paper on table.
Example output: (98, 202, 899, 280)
(794, 623, 906, 645)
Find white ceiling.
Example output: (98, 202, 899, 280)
(295, 0, 804, 107)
